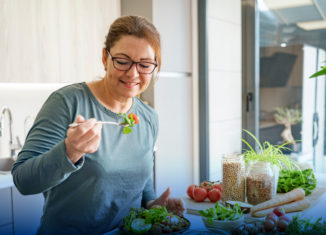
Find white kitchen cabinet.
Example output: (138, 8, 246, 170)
(0, 188, 13, 231)
(12, 187, 44, 235)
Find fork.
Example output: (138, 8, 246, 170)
(68, 121, 129, 128)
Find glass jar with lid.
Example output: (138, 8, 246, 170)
(246, 161, 277, 205)
(221, 153, 245, 202)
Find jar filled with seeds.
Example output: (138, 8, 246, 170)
(221, 153, 245, 202)
(246, 161, 275, 205)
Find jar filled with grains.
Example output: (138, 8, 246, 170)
(221, 153, 245, 202)
(246, 161, 275, 205)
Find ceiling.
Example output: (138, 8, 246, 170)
(259, 0, 326, 50)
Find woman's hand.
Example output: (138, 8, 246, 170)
(65, 115, 102, 164)
(146, 187, 185, 217)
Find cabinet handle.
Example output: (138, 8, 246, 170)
(246, 92, 253, 112)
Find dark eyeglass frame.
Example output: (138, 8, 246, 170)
(106, 49, 158, 74)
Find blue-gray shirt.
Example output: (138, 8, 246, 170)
(12, 82, 158, 234)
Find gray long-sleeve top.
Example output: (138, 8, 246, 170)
(12, 82, 158, 234)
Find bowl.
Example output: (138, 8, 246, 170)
(201, 215, 244, 232)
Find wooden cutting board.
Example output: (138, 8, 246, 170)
(181, 194, 216, 215)
(182, 187, 326, 221)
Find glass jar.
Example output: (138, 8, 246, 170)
(222, 153, 245, 202)
(246, 161, 277, 205)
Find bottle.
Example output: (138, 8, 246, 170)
(222, 153, 245, 202)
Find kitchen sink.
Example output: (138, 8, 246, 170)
(0, 157, 15, 173)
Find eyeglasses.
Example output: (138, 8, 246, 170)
(106, 49, 157, 74)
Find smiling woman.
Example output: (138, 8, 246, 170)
(11, 15, 184, 235)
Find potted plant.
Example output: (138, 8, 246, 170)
(273, 107, 301, 152)
(310, 60, 326, 78)
(242, 129, 300, 204)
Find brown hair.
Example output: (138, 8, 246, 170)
(104, 15, 161, 72)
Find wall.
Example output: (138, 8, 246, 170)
(0, 83, 68, 158)
(0, 0, 120, 83)
(207, 0, 242, 181)
(0, 0, 120, 157)
(121, 0, 195, 197)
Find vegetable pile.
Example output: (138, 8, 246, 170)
(187, 181, 222, 203)
(121, 207, 190, 234)
(277, 169, 317, 196)
(199, 202, 243, 224)
(286, 214, 326, 234)
(119, 113, 139, 134)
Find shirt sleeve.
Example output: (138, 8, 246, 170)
(141, 172, 156, 207)
(141, 109, 159, 207)
(11, 92, 84, 195)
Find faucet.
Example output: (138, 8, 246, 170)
(0, 106, 22, 159)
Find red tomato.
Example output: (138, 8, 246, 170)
(199, 181, 211, 192)
(128, 113, 139, 124)
(192, 187, 207, 202)
(187, 185, 196, 199)
(273, 206, 286, 217)
(207, 188, 221, 202)
(211, 184, 223, 193)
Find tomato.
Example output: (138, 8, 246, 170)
(264, 219, 275, 232)
(199, 181, 211, 192)
(128, 113, 139, 124)
(279, 215, 291, 223)
(273, 206, 286, 217)
(277, 219, 289, 232)
(207, 188, 221, 202)
(187, 185, 196, 199)
(266, 212, 279, 224)
(192, 187, 207, 202)
(211, 184, 223, 193)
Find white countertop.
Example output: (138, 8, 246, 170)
(0, 173, 14, 190)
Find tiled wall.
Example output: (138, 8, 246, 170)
(207, 0, 242, 181)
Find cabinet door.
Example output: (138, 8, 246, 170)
(0, 188, 12, 226)
(0, 224, 13, 235)
(12, 187, 44, 235)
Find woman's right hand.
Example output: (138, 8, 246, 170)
(65, 115, 103, 164)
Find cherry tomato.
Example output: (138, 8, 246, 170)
(264, 219, 275, 232)
(128, 113, 139, 124)
(192, 187, 207, 202)
(207, 188, 222, 202)
(211, 183, 223, 193)
(187, 185, 196, 199)
(266, 212, 279, 224)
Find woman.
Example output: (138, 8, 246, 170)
(12, 15, 184, 234)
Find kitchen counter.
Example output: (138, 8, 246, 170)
(0, 173, 14, 190)
(105, 173, 326, 235)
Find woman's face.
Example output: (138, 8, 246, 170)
(103, 35, 156, 99)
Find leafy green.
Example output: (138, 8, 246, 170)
(119, 113, 136, 134)
(123, 208, 144, 231)
(310, 61, 326, 78)
(122, 206, 190, 233)
(286, 214, 326, 234)
(242, 129, 300, 169)
(199, 202, 243, 224)
(277, 168, 317, 195)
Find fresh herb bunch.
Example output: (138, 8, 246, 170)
(285, 214, 326, 234)
(242, 129, 299, 169)
(199, 202, 243, 224)
(119, 113, 139, 134)
(278, 168, 317, 195)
